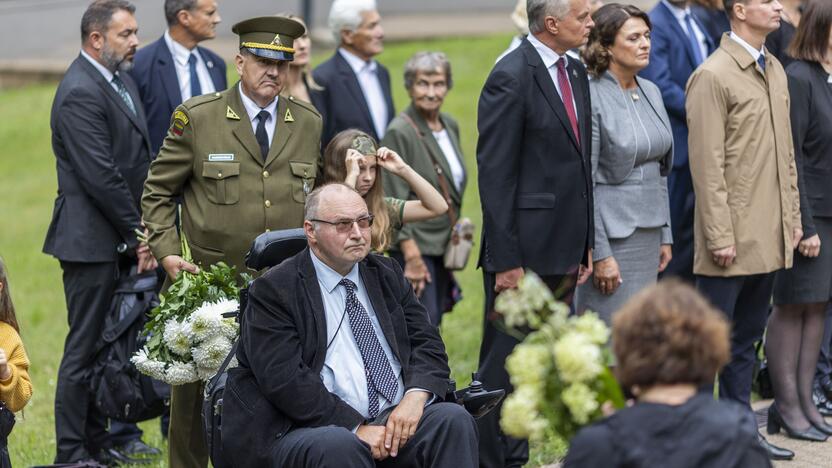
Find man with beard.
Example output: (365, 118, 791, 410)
(44, 0, 156, 464)
(141, 16, 322, 468)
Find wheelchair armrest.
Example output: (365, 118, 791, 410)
(445, 375, 505, 419)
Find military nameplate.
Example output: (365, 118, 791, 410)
(226, 106, 240, 120)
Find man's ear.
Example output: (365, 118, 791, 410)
(340, 28, 354, 47)
(177, 9, 192, 28)
(545, 16, 559, 36)
(235, 53, 244, 76)
(304, 220, 317, 244)
(88, 30, 105, 51)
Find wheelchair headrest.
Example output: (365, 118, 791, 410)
(245, 228, 308, 271)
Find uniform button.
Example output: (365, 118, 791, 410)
(265, 228, 271, 232)
(218, 172, 223, 178)
(263, 170, 269, 178)
(265, 200, 271, 208)
(582, 192, 587, 199)
(214, 92, 221, 97)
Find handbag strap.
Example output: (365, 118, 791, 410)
(398, 112, 458, 227)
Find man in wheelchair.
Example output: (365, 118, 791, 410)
(221, 183, 478, 467)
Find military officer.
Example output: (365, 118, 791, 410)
(141, 16, 322, 468)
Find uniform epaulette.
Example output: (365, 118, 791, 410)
(285, 95, 321, 118)
(183, 92, 224, 110)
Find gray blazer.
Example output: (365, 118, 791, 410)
(589, 72, 673, 260)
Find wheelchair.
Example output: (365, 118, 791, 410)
(203, 229, 504, 467)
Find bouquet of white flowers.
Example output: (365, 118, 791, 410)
(496, 272, 624, 443)
(131, 233, 249, 385)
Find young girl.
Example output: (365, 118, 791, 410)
(0, 258, 32, 467)
(322, 129, 448, 251)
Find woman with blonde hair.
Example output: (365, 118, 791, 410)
(322, 129, 447, 252)
(280, 14, 323, 111)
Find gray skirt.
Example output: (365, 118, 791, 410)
(773, 217, 832, 305)
(576, 227, 662, 325)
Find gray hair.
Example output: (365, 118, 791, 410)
(81, 0, 135, 42)
(403, 51, 453, 91)
(527, 0, 571, 34)
(164, 0, 197, 26)
(328, 0, 377, 44)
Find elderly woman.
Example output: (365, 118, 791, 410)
(381, 51, 466, 326)
(564, 280, 771, 467)
(575, 4, 673, 324)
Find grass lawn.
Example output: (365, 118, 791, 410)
(0, 34, 565, 466)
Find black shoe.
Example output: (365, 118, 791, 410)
(813, 382, 832, 416)
(99, 447, 152, 466)
(757, 433, 795, 461)
(767, 404, 828, 442)
(115, 439, 162, 458)
(812, 419, 832, 436)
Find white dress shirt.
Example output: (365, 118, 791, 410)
(729, 31, 765, 62)
(338, 48, 389, 139)
(80, 50, 119, 92)
(164, 30, 215, 101)
(310, 250, 405, 418)
(662, 0, 709, 61)
(527, 33, 579, 120)
(432, 129, 465, 191)
(238, 83, 278, 146)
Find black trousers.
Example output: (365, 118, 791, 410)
(696, 273, 775, 407)
(476, 272, 575, 468)
(390, 253, 453, 326)
(271, 403, 478, 467)
(55, 261, 120, 462)
(662, 164, 696, 283)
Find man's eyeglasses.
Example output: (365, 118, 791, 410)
(310, 214, 374, 233)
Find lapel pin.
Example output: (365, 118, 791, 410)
(285, 108, 294, 123)
(226, 106, 240, 120)
(207, 61, 214, 68)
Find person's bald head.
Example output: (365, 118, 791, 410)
(304, 184, 372, 275)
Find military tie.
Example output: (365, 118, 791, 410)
(255, 110, 270, 161)
(339, 278, 399, 418)
(111, 75, 136, 115)
(188, 52, 202, 98)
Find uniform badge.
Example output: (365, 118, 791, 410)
(226, 106, 241, 120)
(284, 108, 294, 122)
(170, 110, 189, 136)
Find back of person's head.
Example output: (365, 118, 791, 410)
(164, 0, 197, 26)
(0, 258, 20, 333)
(582, 3, 651, 77)
(322, 130, 391, 251)
(328, 0, 377, 43)
(81, 0, 135, 43)
(788, 0, 832, 61)
(612, 279, 730, 393)
(527, 0, 571, 34)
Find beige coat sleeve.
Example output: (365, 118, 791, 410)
(686, 69, 734, 251)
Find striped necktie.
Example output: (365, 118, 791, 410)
(111, 75, 136, 115)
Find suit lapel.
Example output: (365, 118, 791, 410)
(335, 53, 376, 138)
(443, 116, 467, 197)
(359, 261, 401, 364)
(155, 38, 183, 110)
(264, 97, 294, 167)
(378, 66, 394, 125)
(299, 249, 329, 371)
(526, 43, 582, 152)
(228, 85, 265, 165)
(657, 2, 701, 68)
(78, 57, 149, 140)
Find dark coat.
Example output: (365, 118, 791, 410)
(128, 36, 227, 155)
(43, 54, 152, 262)
(476, 38, 593, 276)
(312, 51, 395, 147)
(222, 249, 450, 467)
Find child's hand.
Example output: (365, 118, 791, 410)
(0, 349, 10, 381)
(344, 149, 364, 188)
(376, 147, 409, 175)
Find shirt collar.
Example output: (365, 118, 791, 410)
(338, 47, 377, 74)
(309, 249, 361, 294)
(164, 29, 196, 66)
(80, 49, 115, 83)
(729, 31, 764, 61)
(662, 0, 692, 21)
(527, 33, 569, 70)
(238, 82, 278, 123)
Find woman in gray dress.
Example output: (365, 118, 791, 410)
(576, 4, 674, 324)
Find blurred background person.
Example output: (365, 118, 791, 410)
(576, 4, 673, 324)
(768, 0, 832, 442)
(314, 0, 394, 147)
(766, 0, 803, 68)
(322, 129, 447, 252)
(690, 0, 730, 46)
(564, 280, 771, 467)
(382, 51, 467, 326)
(129, 0, 226, 156)
(281, 14, 324, 111)
(497, 0, 529, 62)
(640, 0, 715, 284)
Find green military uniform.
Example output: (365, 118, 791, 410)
(140, 16, 320, 468)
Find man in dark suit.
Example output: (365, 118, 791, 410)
(129, 0, 226, 156)
(475, 0, 596, 466)
(221, 183, 478, 467)
(313, 0, 394, 148)
(44, 0, 156, 464)
(640, 0, 714, 283)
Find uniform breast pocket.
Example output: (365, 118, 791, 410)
(201, 162, 240, 205)
(289, 161, 316, 203)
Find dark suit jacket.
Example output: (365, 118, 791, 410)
(222, 249, 450, 467)
(312, 51, 395, 147)
(128, 36, 227, 155)
(476, 38, 593, 276)
(640, 1, 714, 168)
(43, 54, 152, 263)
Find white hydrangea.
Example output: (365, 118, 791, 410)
(562, 382, 599, 424)
(163, 319, 193, 357)
(500, 386, 548, 440)
(506, 343, 551, 390)
(553, 332, 603, 383)
(571, 312, 610, 345)
(165, 360, 198, 385)
(191, 335, 233, 372)
(131, 348, 167, 381)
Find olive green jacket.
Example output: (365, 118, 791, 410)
(381, 105, 466, 256)
(141, 83, 322, 274)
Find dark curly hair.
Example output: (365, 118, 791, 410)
(581, 3, 652, 77)
(611, 279, 730, 392)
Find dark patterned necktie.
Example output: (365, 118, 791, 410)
(255, 110, 270, 160)
(339, 278, 399, 417)
(111, 75, 136, 115)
